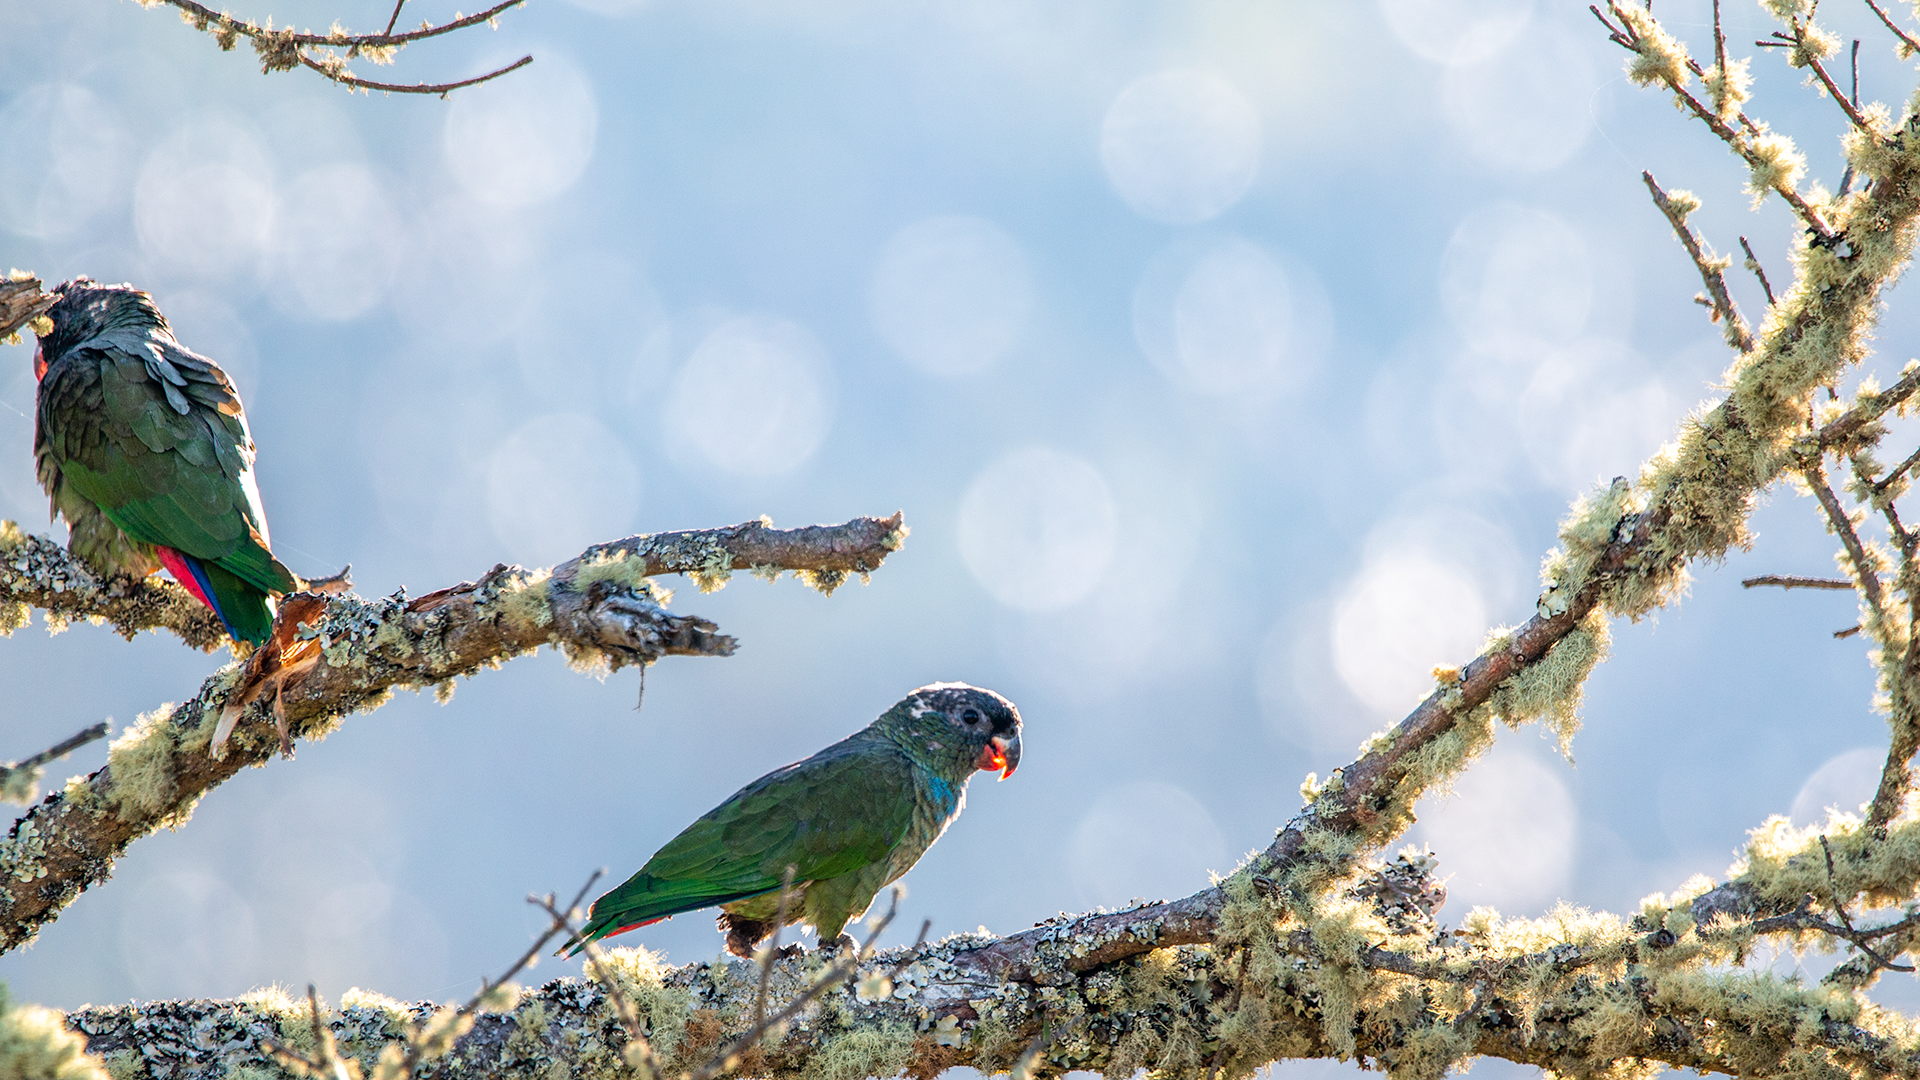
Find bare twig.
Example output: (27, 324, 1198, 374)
(1822, 836, 1915, 972)
(684, 890, 928, 1080)
(1800, 21, 1876, 132)
(1837, 624, 1864, 638)
(0, 722, 109, 805)
(750, 865, 799, 1044)
(1742, 574, 1856, 590)
(535, 877, 661, 1079)
(1644, 171, 1755, 352)
(3, 724, 109, 778)
(144, 0, 531, 95)
(1865, 0, 1920, 55)
(1804, 460, 1888, 617)
(298, 52, 532, 96)
(1739, 236, 1777, 306)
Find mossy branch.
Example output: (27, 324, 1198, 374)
(0, 515, 908, 954)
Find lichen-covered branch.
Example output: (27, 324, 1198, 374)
(1, 522, 229, 650)
(0, 515, 908, 954)
(137, 0, 532, 95)
(56, 837, 1920, 1080)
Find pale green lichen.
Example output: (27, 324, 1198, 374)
(572, 551, 668, 601)
(0, 763, 40, 806)
(1614, 4, 1692, 90)
(102, 704, 188, 824)
(488, 568, 554, 629)
(0, 985, 109, 1080)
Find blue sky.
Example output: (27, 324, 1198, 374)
(4, 0, 1919, 1072)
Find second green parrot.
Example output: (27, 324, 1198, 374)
(569, 682, 1023, 957)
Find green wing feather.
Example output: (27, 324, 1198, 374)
(580, 737, 918, 941)
(38, 338, 295, 633)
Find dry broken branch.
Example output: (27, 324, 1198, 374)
(0, 274, 55, 342)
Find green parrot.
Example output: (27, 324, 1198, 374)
(569, 682, 1023, 958)
(32, 279, 298, 645)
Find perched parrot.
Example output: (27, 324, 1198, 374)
(32, 279, 298, 645)
(568, 682, 1023, 958)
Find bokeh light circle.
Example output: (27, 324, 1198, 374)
(1070, 781, 1230, 907)
(0, 83, 132, 239)
(1100, 71, 1261, 224)
(959, 447, 1118, 611)
(273, 164, 403, 322)
(869, 215, 1034, 377)
(1416, 745, 1577, 912)
(1441, 25, 1593, 174)
(134, 114, 276, 282)
(1379, 0, 1533, 64)
(486, 412, 640, 564)
(1332, 549, 1487, 714)
(1790, 748, 1883, 827)
(664, 315, 836, 476)
(1440, 204, 1592, 357)
(445, 56, 598, 207)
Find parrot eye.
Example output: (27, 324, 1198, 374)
(958, 707, 984, 726)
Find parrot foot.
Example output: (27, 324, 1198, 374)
(816, 933, 859, 955)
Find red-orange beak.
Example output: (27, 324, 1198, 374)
(33, 342, 47, 382)
(974, 734, 1020, 780)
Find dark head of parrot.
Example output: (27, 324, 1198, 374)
(33, 279, 168, 382)
(882, 681, 1023, 781)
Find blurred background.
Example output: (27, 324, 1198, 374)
(3, 0, 1919, 1074)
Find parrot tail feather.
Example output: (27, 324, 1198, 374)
(558, 915, 668, 958)
(156, 546, 223, 621)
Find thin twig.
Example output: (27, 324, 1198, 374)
(159, 0, 524, 48)
(537, 879, 661, 1079)
(383, 0, 406, 36)
(1739, 236, 1778, 306)
(298, 52, 531, 96)
(1644, 170, 1755, 351)
(751, 865, 799, 1046)
(1742, 575, 1856, 590)
(4, 723, 109, 775)
(1865, 0, 1920, 55)
(684, 890, 929, 1080)
(1822, 836, 1915, 972)
(1837, 624, 1864, 638)
(1805, 460, 1889, 618)
(1603, 3, 1837, 239)
(1800, 21, 1877, 132)
(1713, 0, 1729, 80)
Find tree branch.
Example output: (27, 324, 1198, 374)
(1643, 170, 1754, 352)
(0, 515, 907, 954)
(143, 0, 531, 95)
(0, 274, 54, 342)
(1742, 574, 1855, 589)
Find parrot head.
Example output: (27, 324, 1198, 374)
(33, 279, 165, 382)
(888, 682, 1023, 781)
